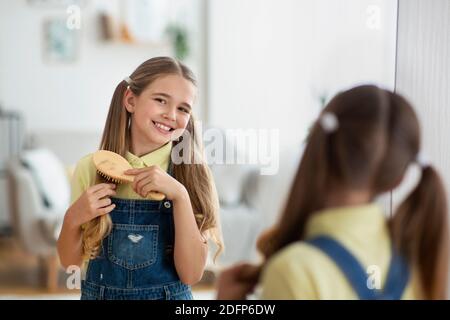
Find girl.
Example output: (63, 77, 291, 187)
(57, 57, 223, 300)
(217, 85, 448, 300)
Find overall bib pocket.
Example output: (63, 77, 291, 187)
(108, 223, 159, 270)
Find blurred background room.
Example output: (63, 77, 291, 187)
(0, 0, 448, 299)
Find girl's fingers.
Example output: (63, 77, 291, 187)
(94, 187, 116, 199)
(96, 197, 112, 208)
(132, 172, 152, 191)
(142, 183, 159, 198)
(132, 172, 146, 189)
(124, 168, 141, 175)
(89, 183, 115, 194)
(136, 176, 154, 195)
(95, 203, 116, 217)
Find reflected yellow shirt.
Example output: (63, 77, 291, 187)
(70, 142, 172, 205)
(260, 204, 422, 299)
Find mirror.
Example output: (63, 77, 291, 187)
(0, 0, 398, 299)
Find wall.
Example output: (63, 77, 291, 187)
(0, 0, 205, 135)
(208, 0, 398, 154)
(395, 0, 450, 290)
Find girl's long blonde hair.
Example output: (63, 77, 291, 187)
(82, 57, 224, 262)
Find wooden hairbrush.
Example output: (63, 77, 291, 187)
(92, 150, 166, 201)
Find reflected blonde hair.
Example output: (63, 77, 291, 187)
(82, 57, 224, 262)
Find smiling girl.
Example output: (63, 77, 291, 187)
(57, 57, 223, 300)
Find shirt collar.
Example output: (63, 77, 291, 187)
(125, 141, 172, 168)
(305, 203, 387, 240)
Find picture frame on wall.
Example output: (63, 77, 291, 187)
(42, 17, 79, 64)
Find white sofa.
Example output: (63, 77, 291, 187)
(209, 147, 301, 267)
(7, 148, 70, 291)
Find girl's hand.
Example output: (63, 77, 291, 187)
(65, 183, 116, 228)
(216, 263, 261, 300)
(124, 166, 187, 201)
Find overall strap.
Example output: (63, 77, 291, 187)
(167, 158, 174, 177)
(382, 247, 410, 299)
(306, 236, 409, 300)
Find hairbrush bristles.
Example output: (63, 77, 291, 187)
(93, 150, 166, 200)
(97, 170, 123, 184)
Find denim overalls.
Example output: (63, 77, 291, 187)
(81, 166, 193, 300)
(307, 236, 410, 299)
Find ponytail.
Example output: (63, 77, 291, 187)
(390, 166, 449, 299)
(82, 80, 130, 259)
(99, 80, 131, 154)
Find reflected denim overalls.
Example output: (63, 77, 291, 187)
(81, 166, 193, 300)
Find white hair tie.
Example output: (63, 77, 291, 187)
(319, 112, 339, 133)
(124, 76, 132, 85)
(416, 151, 431, 168)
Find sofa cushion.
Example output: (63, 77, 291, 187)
(20, 148, 70, 213)
(210, 164, 255, 206)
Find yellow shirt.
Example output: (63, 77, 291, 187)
(70, 142, 172, 205)
(260, 204, 422, 299)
